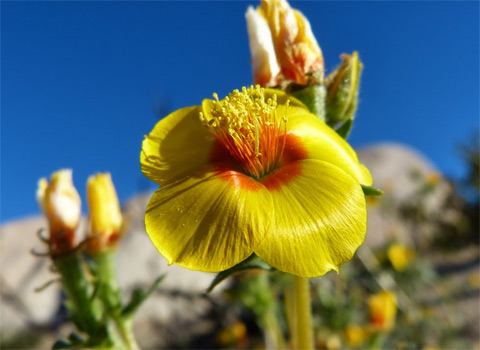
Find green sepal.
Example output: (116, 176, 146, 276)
(121, 275, 165, 319)
(362, 185, 383, 196)
(335, 119, 354, 139)
(325, 52, 362, 128)
(290, 84, 326, 121)
(207, 254, 274, 293)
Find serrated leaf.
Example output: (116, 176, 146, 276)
(335, 119, 354, 139)
(362, 185, 383, 196)
(206, 254, 274, 293)
(121, 275, 165, 319)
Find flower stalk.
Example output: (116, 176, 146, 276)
(53, 252, 104, 337)
(292, 275, 314, 349)
(93, 251, 140, 350)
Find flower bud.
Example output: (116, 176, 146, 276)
(246, 0, 324, 86)
(246, 6, 281, 87)
(86, 173, 123, 254)
(343, 324, 368, 347)
(367, 291, 397, 332)
(37, 169, 81, 255)
(387, 243, 415, 271)
(325, 52, 363, 127)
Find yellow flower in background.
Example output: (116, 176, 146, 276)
(343, 324, 368, 347)
(86, 173, 123, 253)
(426, 172, 442, 186)
(368, 291, 397, 332)
(246, 0, 324, 86)
(216, 321, 248, 347)
(387, 242, 415, 271)
(36, 169, 81, 255)
(141, 86, 371, 277)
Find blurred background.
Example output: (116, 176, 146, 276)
(1, 1, 479, 349)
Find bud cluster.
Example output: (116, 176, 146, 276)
(37, 170, 124, 256)
(35, 170, 158, 349)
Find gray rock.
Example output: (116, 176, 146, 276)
(357, 142, 451, 248)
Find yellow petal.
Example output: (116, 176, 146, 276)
(256, 89, 364, 181)
(141, 106, 215, 185)
(145, 164, 273, 272)
(254, 159, 367, 277)
(285, 111, 372, 186)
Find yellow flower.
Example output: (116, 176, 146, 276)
(387, 243, 415, 271)
(368, 291, 397, 332)
(246, 0, 324, 86)
(216, 321, 248, 347)
(141, 86, 371, 277)
(36, 169, 81, 255)
(343, 324, 368, 347)
(426, 172, 442, 186)
(86, 173, 123, 253)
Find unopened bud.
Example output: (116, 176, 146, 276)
(325, 52, 362, 127)
(86, 173, 123, 254)
(37, 169, 81, 255)
(246, 6, 281, 87)
(246, 0, 324, 86)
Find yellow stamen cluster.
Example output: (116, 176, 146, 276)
(200, 85, 288, 179)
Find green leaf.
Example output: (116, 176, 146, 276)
(335, 119, 353, 139)
(206, 254, 274, 293)
(362, 185, 383, 196)
(121, 275, 165, 319)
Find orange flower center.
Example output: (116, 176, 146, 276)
(200, 86, 288, 179)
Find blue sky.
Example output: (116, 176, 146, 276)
(1, 1, 479, 222)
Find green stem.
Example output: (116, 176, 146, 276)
(367, 332, 385, 350)
(292, 275, 314, 349)
(263, 307, 286, 350)
(94, 252, 121, 310)
(114, 317, 139, 350)
(94, 252, 140, 350)
(54, 252, 103, 335)
(284, 283, 298, 349)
